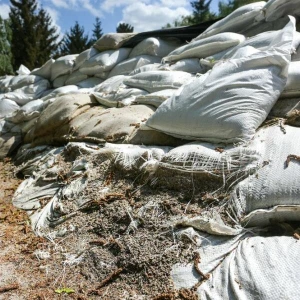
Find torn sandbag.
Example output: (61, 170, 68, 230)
(79, 48, 131, 76)
(231, 125, 300, 226)
(163, 32, 245, 62)
(146, 31, 293, 143)
(124, 71, 193, 93)
(172, 235, 300, 300)
(93, 33, 135, 52)
(129, 37, 182, 58)
(92, 87, 148, 107)
(108, 55, 161, 78)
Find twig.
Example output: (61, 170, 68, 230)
(285, 154, 300, 168)
(192, 252, 210, 290)
(0, 284, 19, 293)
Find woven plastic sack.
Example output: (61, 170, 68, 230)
(51, 55, 77, 81)
(124, 71, 193, 93)
(65, 70, 88, 86)
(10, 74, 43, 91)
(281, 61, 300, 97)
(159, 58, 206, 74)
(31, 59, 55, 80)
(41, 85, 79, 101)
(93, 33, 135, 52)
(134, 89, 177, 108)
(163, 32, 245, 62)
(0, 98, 20, 118)
(74, 48, 99, 70)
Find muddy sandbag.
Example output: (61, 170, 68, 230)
(197, 2, 266, 39)
(93, 33, 135, 52)
(108, 55, 162, 78)
(24, 93, 95, 144)
(31, 58, 55, 80)
(163, 32, 245, 62)
(124, 71, 193, 93)
(129, 37, 182, 58)
(134, 89, 177, 108)
(92, 88, 147, 107)
(79, 48, 131, 76)
(41, 85, 79, 101)
(51, 55, 77, 81)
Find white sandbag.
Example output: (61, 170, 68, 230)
(41, 85, 79, 101)
(281, 61, 300, 97)
(65, 70, 88, 86)
(158, 142, 259, 178)
(124, 71, 193, 93)
(16, 64, 30, 75)
(134, 89, 177, 107)
(159, 59, 206, 74)
(129, 37, 182, 58)
(231, 125, 300, 225)
(263, 0, 300, 22)
(292, 43, 300, 61)
(0, 98, 20, 118)
(7, 99, 44, 124)
(108, 55, 161, 78)
(79, 48, 131, 76)
(10, 74, 43, 91)
(74, 48, 99, 70)
(146, 47, 291, 143)
(31, 59, 55, 80)
(163, 33, 245, 62)
(197, 2, 266, 40)
(93, 33, 135, 52)
(104, 143, 171, 170)
(5, 79, 50, 105)
(129, 63, 162, 75)
(52, 74, 68, 88)
(93, 75, 128, 93)
(93, 88, 147, 108)
(77, 77, 104, 89)
(172, 234, 300, 300)
(0, 75, 13, 92)
(94, 71, 110, 80)
(51, 54, 77, 81)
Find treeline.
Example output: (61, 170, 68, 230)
(164, 0, 260, 27)
(0, 0, 260, 75)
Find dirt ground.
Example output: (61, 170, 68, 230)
(0, 154, 206, 300)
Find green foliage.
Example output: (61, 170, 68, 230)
(116, 23, 134, 33)
(162, 15, 195, 28)
(55, 287, 75, 294)
(58, 21, 92, 56)
(9, 0, 59, 71)
(218, 0, 261, 17)
(0, 16, 13, 75)
(190, 0, 216, 24)
(91, 17, 103, 43)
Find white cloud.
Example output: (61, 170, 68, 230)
(121, 2, 191, 32)
(44, 6, 63, 41)
(0, 4, 10, 19)
(101, 0, 150, 13)
(50, 0, 69, 9)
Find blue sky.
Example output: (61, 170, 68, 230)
(0, 0, 221, 39)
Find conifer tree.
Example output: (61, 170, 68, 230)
(116, 23, 134, 33)
(9, 0, 59, 71)
(58, 21, 92, 55)
(218, 0, 260, 17)
(91, 17, 103, 43)
(0, 16, 13, 75)
(190, 0, 215, 24)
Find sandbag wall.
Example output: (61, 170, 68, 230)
(1, 0, 300, 298)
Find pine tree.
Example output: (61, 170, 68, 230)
(9, 0, 59, 71)
(91, 17, 103, 43)
(190, 0, 215, 24)
(218, 0, 260, 17)
(36, 8, 59, 66)
(116, 23, 134, 33)
(0, 16, 13, 75)
(58, 21, 92, 55)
